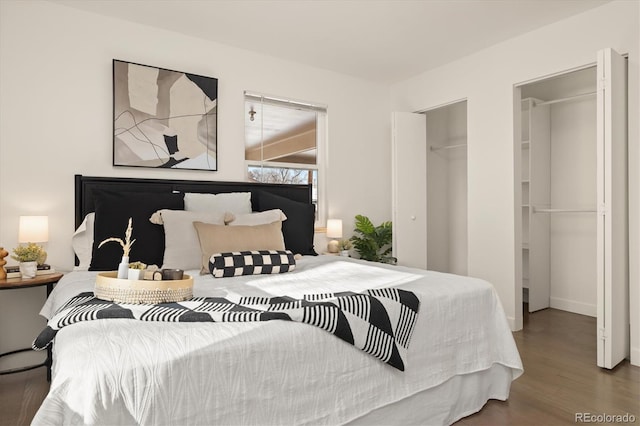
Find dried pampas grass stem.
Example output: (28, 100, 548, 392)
(98, 217, 136, 256)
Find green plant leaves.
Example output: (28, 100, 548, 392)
(350, 215, 395, 263)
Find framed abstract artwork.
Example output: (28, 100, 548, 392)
(113, 60, 218, 171)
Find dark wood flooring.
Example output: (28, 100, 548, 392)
(1, 307, 638, 425)
(457, 306, 640, 425)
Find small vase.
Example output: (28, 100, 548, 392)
(19, 261, 38, 279)
(117, 256, 130, 279)
(340, 250, 350, 257)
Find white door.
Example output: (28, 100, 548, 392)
(596, 48, 629, 369)
(391, 112, 427, 269)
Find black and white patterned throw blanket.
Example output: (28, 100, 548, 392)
(33, 288, 420, 371)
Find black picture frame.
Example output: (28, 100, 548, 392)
(113, 59, 218, 171)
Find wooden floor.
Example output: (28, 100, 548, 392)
(0, 307, 638, 425)
(457, 307, 640, 425)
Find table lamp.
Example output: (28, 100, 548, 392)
(19, 216, 49, 244)
(326, 219, 342, 254)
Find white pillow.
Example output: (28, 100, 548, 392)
(155, 210, 227, 270)
(71, 212, 95, 271)
(228, 209, 287, 226)
(184, 192, 252, 214)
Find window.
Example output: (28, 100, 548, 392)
(244, 92, 326, 225)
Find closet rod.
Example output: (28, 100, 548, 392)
(430, 143, 467, 152)
(534, 91, 596, 107)
(533, 207, 597, 214)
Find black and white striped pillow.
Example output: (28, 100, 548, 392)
(208, 250, 296, 278)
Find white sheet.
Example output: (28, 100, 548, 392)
(34, 256, 523, 425)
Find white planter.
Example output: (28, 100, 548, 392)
(19, 261, 37, 279)
(128, 268, 145, 280)
(340, 250, 350, 257)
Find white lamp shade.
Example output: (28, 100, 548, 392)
(326, 219, 343, 239)
(19, 216, 49, 243)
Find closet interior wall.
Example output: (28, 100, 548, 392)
(521, 67, 598, 316)
(425, 101, 468, 275)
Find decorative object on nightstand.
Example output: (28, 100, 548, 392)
(338, 239, 352, 257)
(0, 247, 8, 279)
(350, 214, 397, 264)
(98, 217, 136, 279)
(326, 219, 342, 254)
(13, 216, 49, 278)
(18, 215, 49, 263)
(13, 215, 49, 279)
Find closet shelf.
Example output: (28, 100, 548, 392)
(533, 91, 596, 107)
(430, 143, 467, 152)
(532, 207, 597, 213)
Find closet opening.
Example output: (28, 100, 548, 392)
(517, 65, 598, 316)
(423, 100, 468, 276)
(391, 99, 467, 273)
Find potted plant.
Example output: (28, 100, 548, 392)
(11, 242, 47, 279)
(338, 239, 352, 257)
(127, 261, 147, 280)
(349, 215, 397, 264)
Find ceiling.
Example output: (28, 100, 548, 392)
(51, 0, 610, 84)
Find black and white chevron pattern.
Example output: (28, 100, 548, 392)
(33, 288, 420, 370)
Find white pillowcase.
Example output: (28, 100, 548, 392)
(156, 209, 227, 270)
(71, 212, 95, 271)
(228, 209, 287, 226)
(184, 192, 252, 214)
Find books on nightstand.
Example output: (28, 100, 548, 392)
(4, 264, 56, 279)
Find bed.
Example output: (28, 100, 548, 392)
(32, 175, 523, 425)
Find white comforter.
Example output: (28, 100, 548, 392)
(33, 256, 522, 425)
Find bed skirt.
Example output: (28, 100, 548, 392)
(348, 363, 514, 425)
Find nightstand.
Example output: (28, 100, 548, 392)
(0, 272, 63, 381)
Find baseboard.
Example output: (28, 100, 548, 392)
(506, 315, 522, 332)
(631, 347, 640, 367)
(550, 297, 596, 317)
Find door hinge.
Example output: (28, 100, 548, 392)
(598, 204, 607, 216)
(598, 327, 608, 341)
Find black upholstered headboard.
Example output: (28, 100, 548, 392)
(74, 175, 312, 230)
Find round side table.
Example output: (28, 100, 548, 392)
(0, 272, 63, 381)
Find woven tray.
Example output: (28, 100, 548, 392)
(95, 272, 193, 304)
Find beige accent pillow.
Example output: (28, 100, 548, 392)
(193, 221, 285, 273)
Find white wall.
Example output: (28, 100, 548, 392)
(549, 98, 597, 316)
(446, 103, 468, 276)
(0, 1, 391, 366)
(390, 0, 639, 365)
